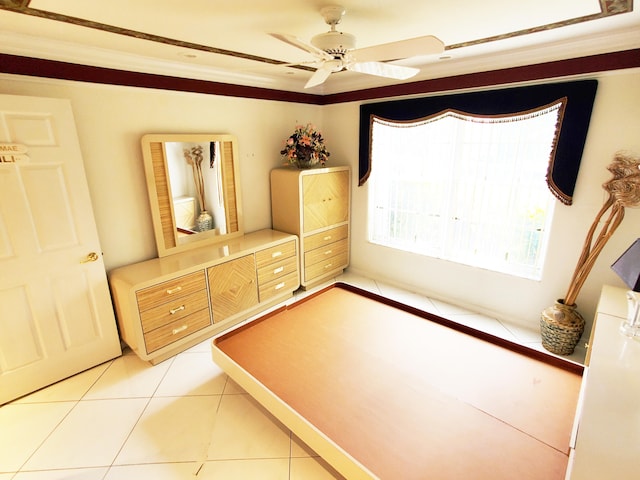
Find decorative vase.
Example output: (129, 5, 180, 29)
(195, 210, 213, 232)
(540, 299, 585, 355)
(294, 157, 315, 169)
(296, 162, 313, 169)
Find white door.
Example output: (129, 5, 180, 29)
(0, 94, 121, 404)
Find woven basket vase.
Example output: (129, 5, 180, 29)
(540, 300, 585, 355)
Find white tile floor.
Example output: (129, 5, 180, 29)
(0, 271, 586, 480)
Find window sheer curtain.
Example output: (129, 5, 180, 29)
(359, 80, 598, 205)
(369, 103, 565, 278)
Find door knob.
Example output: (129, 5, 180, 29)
(81, 252, 99, 263)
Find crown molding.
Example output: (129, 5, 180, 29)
(1, 48, 639, 106)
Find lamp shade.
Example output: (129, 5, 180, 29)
(611, 238, 640, 292)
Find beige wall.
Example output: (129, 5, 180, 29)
(324, 69, 640, 334)
(2, 68, 639, 336)
(0, 74, 324, 269)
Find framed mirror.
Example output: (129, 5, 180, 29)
(141, 134, 244, 257)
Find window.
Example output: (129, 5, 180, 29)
(368, 102, 564, 280)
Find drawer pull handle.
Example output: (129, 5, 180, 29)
(273, 266, 284, 274)
(275, 282, 285, 290)
(324, 250, 333, 255)
(323, 235, 332, 241)
(172, 325, 188, 335)
(324, 263, 333, 269)
(271, 251, 283, 258)
(169, 305, 185, 315)
(166, 286, 182, 294)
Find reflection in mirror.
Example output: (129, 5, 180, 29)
(165, 141, 227, 235)
(141, 134, 243, 257)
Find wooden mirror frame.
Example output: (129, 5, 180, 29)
(141, 133, 244, 257)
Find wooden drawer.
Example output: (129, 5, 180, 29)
(136, 271, 206, 312)
(259, 272, 299, 303)
(255, 240, 297, 269)
(257, 255, 297, 286)
(304, 225, 348, 253)
(140, 289, 210, 333)
(305, 238, 349, 267)
(143, 308, 212, 354)
(305, 251, 349, 283)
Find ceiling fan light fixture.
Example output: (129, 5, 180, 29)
(319, 5, 346, 26)
(271, 4, 443, 88)
(311, 31, 356, 55)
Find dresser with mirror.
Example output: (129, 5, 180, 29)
(109, 134, 299, 364)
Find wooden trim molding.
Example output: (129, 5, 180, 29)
(444, 0, 633, 51)
(324, 49, 640, 104)
(0, 54, 323, 104)
(0, 49, 639, 105)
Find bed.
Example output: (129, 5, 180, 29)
(211, 283, 583, 479)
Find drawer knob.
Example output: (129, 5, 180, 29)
(172, 325, 188, 335)
(271, 251, 283, 258)
(324, 263, 333, 269)
(275, 282, 285, 290)
(169, 305, 186, 315)
(323, 235, 332, 241)
(166, 286, 182, 294)
(324, 250, 333, 255)
(273, 266, 284, 274)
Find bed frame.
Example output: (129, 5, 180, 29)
(211, 283, 583, 479)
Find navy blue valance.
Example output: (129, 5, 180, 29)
(359, 80, 598, 205)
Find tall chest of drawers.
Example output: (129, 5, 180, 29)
(109, 229, 299, 364)
(271, 166, 350, 289)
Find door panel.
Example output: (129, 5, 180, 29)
(0, 285, 42, 370)
(51, 271, 102, 347)
(0, 94, 121, 404)
(21, 164, 79, 250)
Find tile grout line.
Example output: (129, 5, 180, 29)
(190, 374, 230, 477)
(100, 355, 178, 479)
(13, 399, 80, 475)
(14, 356, 122, 475)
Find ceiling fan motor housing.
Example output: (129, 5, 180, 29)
(311, 31, 356, 56)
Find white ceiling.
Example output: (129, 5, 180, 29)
(1, 0, 639, 95)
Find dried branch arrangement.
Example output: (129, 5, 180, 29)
(183, 145, 206, 212)
(564, 152, 640, 306)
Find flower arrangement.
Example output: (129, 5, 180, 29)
(280, 123, 330, 168)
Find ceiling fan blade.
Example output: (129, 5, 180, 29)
(352, 35, 444, 63)
(348, 62, 420, 80)
(304, 63, 335, 88)
(269, 33, 333, 61)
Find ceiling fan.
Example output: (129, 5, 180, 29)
(270, 5, 445, 89)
